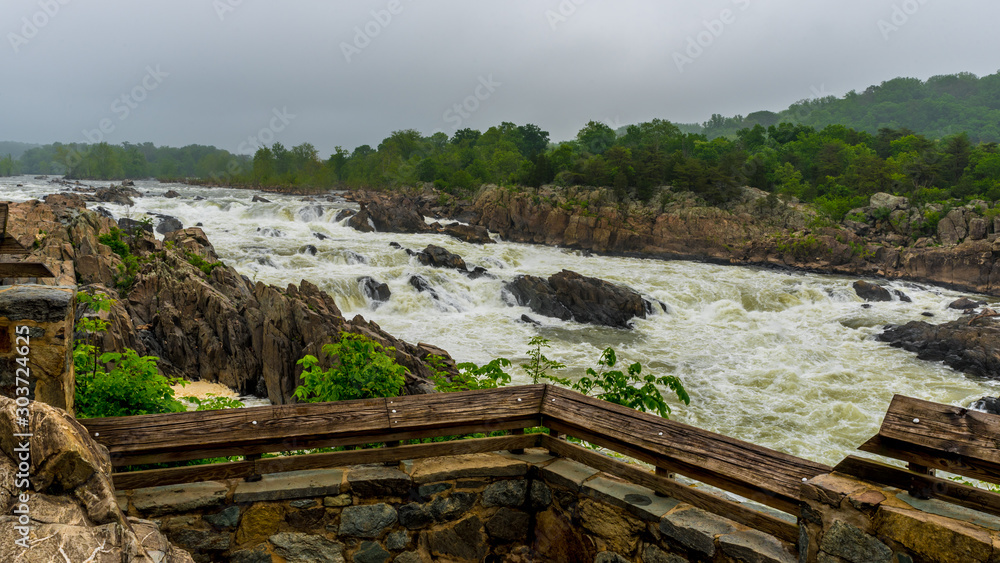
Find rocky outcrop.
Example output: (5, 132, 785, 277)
(877, 317, 1000, 379)
(3, 198, 452, 405)
(349, 196, 431, 234)
(417, 245, 468, 271)
(90, 185, 141, 206)
(0, 396, 194, 562)
(503, 270, 651, 329)
(443, 223, 494, 244)
(359, 276, 391, 304)
(852, 281, 910, 303)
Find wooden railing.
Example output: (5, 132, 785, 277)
(79, 384, 832, 543)
(835, 394, 1000, 518)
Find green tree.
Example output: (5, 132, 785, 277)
(294, 332, 407, 402)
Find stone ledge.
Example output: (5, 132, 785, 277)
(540, 458, 600, 491)
(659, 505, 737, 558)
(132, 481, 228, 516)
(718, 529, 796, 563)
(234, 469, 344, 503)
(582, 475, 679, 522)
(401, 453, 528, 484)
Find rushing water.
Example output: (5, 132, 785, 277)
(4, 176, 999, 466)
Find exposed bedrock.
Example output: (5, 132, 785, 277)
(503, 269, 652, 329)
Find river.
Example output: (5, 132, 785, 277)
(4, 176, 998, 467)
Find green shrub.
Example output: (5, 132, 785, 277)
(185, 251, 223, 276)
(430, 356, 513, 392)
(574, 348, 690, 419)
(294, 332, 407, 402)
(75, 348, 186, 418)
(182, 394, 245, 411)
(98, 227, 141, 294)
(521, 336, 568, 386)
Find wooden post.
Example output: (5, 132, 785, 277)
(547, 431, 563, 456)
(509, 428, 525, 455)
(654, 466, 674, 497)
(245, 454, 262, 482)
(907, 462, 935, 499)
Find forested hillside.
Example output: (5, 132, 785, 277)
(691, 72, 1000, 142)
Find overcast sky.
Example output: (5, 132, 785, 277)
(3, 0, 999, 156)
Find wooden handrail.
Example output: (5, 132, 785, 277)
(83, 384, 828, 524)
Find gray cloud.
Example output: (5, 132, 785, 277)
(3, 0, 998, 156)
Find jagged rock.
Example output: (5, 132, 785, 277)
(0, 397, 194, 562)
(257, 227, 283, 237)
(348, 197, 431, 234)
(409, 275, 438, 299)
(118, 217, 153, 233)
(969, 217, 989, 241)
(300, 245, 318, 256)
(252, 195, 271, 203)
(155, 215, 184, 235)
(869, 193, 909, 211)
(312, 232, 329, 241)
(877, 319, 1000, 379)
(334, 209, 355, 222)
(92, 186, 139, 205)
(442, 222, 494, 244)
(853, 281, 892, 302)
(359, 276, 391, 303)
(347, 209, 375, 233)
(417, 245, 468, 270)
(504, 270, 649, 329)
(163, 190, 180, 198)
(345, 250, 368, 264)
(937, 209, 967, 245)
(971, 397, 1000, 415)
(95, 206, 114, 219)
(949, 297, 986, 310)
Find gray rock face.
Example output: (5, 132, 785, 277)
(529, 480, 552, 510)
(155, 215, 184, 235)
(430, 492, 477, 522)
(354, 541, 391, 563)
(427, 515, 487, 561)
(0, 285, 73, 322)
(818, 521, 892, 563)
(359, 276, 391, 304)
(203, 505, 241, 529)
(869, 192, 909, 211)
(719, 530, 796, 563)
(417, 244, 468, 270)
(482, 480, 528, 508)
(852, 280, 892, 302)
(504, 269, 650, 329)
(270, 532, 345, 563)
(347, 466, 411, 497)
(877, 318, 1000, 380)
(659, 506, 736, 557)
(339, 504, 398, 538)
(486, 507, 530, 542)
(397, 503, 433, 529)
(969, 217, 989, 240)
(938, 208, 968, 245)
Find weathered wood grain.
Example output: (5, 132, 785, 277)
(540, 385, 830, 515)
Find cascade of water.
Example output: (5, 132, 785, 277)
(5, 176, 998, 466)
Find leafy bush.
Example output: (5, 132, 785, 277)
(521, 336, 568, 385)
(75, 348, 186, 418)
(185, 251, 223, 276)
(182, 394, 245, 411)
(98, 227, 141, 294)
(430, 356, 513, 393)
(575, 348, 689, 419)
(294, 332, 407, 402)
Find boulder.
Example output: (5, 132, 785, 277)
(92, 186, 138, 205)
(118, 217, 153, 233)
(252, 195, 271, 203)
(0, 397, 194, 562)
(969, 217, 989, 241)
(852, 281, 892, 302)
(877, 319, 1000, 379)
(971, 397, 1000, 415)
(359, 276, 391, 303)
(937, 209, 967, 245)
(155, 215, 184, 235)
(334, 209, 355, 222)
(348, 197, 431, 234)
(869, 193, 909, 211)
(948, 297, 986, 310)
(442, 223, 495, 244)
(163, 190, 181, 198)
(417, 245, 468, 271)
(347, 209, 375, 233)
(504, 270, 650, 329)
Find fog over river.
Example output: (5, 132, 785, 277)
(4, 177, 999, 467)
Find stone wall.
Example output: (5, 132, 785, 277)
(117, 450, 798, 563)
(0, 284, 76, 413)
(801, 472, 1000, 562)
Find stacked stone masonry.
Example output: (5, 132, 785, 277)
(117, 450, 800, 563)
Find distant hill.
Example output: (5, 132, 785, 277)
(681, 71, 1000, 142)
(0, 141, 40, 159)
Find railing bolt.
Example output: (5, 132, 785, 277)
(94, 432, 99, 437)
(913, 418, 920, 423)
(252, 421, 258, 425)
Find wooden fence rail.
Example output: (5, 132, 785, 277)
(80, 384, 831, 543)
